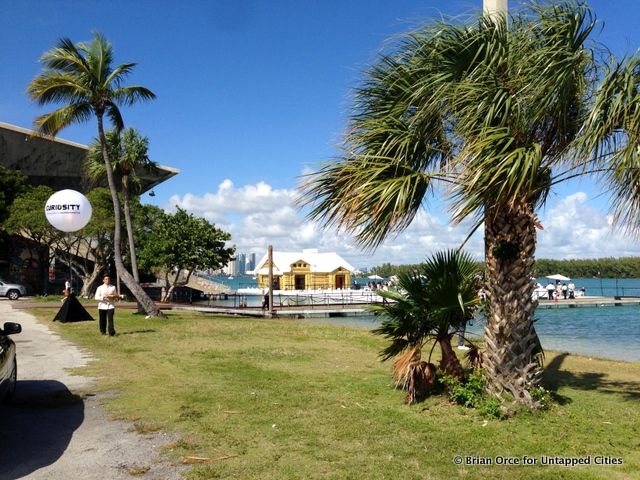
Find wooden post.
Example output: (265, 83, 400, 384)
(268, 245, 274, 316)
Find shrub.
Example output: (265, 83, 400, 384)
(529, 386, 552, 410)
(478, 396, 509, 419)
(442, 369, 485, 408)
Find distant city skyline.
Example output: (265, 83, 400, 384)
(222, 251, 256, 276)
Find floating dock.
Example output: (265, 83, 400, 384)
(535, 297, 640, 309)
(171, 303, 370, 319)
(174, 296, 640, 318)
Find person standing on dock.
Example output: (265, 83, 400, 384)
(546, 282, 555, 300)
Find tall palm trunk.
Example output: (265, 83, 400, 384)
(121, 176, 146, 314)
(97, 113, 164, 318)
(121, 176, 140, 283)
(483, 202, 542, 408)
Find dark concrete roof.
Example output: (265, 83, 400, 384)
(0, 121, 179, 193)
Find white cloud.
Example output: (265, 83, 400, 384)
(536, 192, 639, 259)
(167, 179, 296, 224)
(166, 181, 640, 270)
(166, 179, 484, 269)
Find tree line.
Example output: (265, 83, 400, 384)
(369, 257, 640, 279)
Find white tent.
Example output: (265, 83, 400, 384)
(546, 274, 570, 281)
(367, 274, 383, 280)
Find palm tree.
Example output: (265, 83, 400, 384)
(86, 127, 158, 285)
(301, 3, 640, 408)
(27, 32, 163, 317)
(371, 250, 481, 404)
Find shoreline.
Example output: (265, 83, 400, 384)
(9, 296, 639, 363)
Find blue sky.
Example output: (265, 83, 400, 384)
(3, 0, 640, 270)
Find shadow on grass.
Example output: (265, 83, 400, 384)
(542, 353, 640, 402)
(0, 380, 84, 478)
(120, 329, 157, 335)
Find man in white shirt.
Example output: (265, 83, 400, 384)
(546, 282, 556, 300)
(95, 275, 119, 336)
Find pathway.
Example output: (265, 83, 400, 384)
(0, 300, 187, 480)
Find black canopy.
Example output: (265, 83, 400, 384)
(54, 294, 94, 323)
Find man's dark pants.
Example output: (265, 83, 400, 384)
(99, 309, 116, 336)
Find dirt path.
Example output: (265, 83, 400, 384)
(0, 300, 188, 480)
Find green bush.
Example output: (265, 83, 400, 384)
(442, 369, 486, 408)
(479, 396, 508, 419)
(529, 386, 552, 410)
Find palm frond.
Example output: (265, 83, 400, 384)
(300, 2, 601, 245)
(80, 32, 114, 84)
(34, 103, 93, 136)
(85, 127, 155, 195)
(28, 31, 155, 136)
(105, 102, 125, 132)
(40, 37, 91, 76)
(113, 86, 157, 106)
(106, 63, 137, 85)
(302, 156, 436, 248)
(26, 72, 90, 105)
(371, 249, 480, 361)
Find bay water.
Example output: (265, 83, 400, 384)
(203, 276, 640, 362)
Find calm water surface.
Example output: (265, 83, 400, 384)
(204, 276, 640, 362)
(303, 306, 640, 362)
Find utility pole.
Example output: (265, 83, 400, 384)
(483, 0, 508, 23)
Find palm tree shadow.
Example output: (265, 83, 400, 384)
(542, 353, 640, 404)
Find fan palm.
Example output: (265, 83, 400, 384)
(27, 32, 163, 317)
(371, 250, 481, 403)
(86, 127, 158, 285)
(301, 2, 640, 407)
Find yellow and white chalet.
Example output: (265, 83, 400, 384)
(253, 249, 355, 291)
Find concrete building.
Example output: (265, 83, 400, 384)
(0, 121, 179, 291)
(0, 122, 178, 193)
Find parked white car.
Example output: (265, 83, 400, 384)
(0, 279, 27, 300)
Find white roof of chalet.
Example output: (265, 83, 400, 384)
(252, 249, 355, 276)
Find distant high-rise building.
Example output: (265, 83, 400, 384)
(224, 259, 237, 276)
(247, 253, 256, 273)
(237, 253, 246, 275)
(224, 252, 257, 275)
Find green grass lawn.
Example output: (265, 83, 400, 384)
(29, 307, 640, 480)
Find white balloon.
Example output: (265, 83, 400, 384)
(45, 189, 93, 232)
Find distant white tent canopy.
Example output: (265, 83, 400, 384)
(546, 274, 570, 282)
(367, 274, 383, 280)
